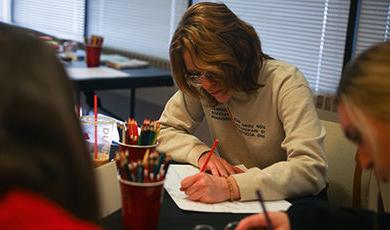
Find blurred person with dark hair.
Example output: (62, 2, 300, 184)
(0, 23, 100, 229)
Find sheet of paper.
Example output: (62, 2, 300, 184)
(67, 67, 130, 80)
(164, 164, 291, 213)
(100, 54, 130, 63)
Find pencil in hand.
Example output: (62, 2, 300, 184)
(200, 138, 219, 172)
(256, 190, 273, 230)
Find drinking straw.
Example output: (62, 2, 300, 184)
(200, 139, 219, 172)
(94, 95, 98, 160)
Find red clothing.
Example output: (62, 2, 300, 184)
(0, 190, 100, 230)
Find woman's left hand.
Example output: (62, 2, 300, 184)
(180, 172, 230, 203)
(198, 152, 244, 177)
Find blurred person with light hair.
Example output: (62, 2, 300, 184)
(237, 41, 390, 230)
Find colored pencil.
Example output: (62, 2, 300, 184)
(200, 139, 219, 172)
(256, 190, 273, 230)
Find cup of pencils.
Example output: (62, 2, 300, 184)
(117, 177, 165, 230)
(118, 118, 160, 162)
(85, 35, 103, 67)
(115, 118, 170, 230)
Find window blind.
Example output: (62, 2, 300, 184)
(195, 0, 350, 94)
(88, 0, 188, 60)
(0, 0, 11, 22)
(12, 0, 85, 41)
(354, 0, 390, 56)
(0, 1, 3, 20)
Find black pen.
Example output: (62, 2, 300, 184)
(256, 190, 273, 230)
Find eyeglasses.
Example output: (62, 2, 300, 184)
(185, 71, 211, 88)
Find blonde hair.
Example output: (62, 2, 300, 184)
(337, 41, 390, 122)
(337, 42, 390, 170)
(170, 2, 270, 105)
(341, 96, 379, 164)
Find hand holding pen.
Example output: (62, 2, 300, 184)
(235, 212, 290, 230)
(257, 190, 273, 230)
(180, 171, 232, 203)
(180, 139, 240, 203)
(235, 191, 290, 230)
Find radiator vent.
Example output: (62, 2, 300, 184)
(315, 94, 337, 112)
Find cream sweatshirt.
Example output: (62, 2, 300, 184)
(157, 59, 327, 201)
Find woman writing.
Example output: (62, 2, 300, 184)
(157, 2, 327, 203)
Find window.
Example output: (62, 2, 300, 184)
(4, 1, 389, 93)
(195, 0, 350, 94)
(88, 0, 188, 60)
(0, 0, 11, 22)
(354, 0, 390, 56)
(12, 0, 85, 41)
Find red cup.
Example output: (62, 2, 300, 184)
(118, 142, 158, 162)
(118, 177, 164, 230)
(86, 45, 102, 67)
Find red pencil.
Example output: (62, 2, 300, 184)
(200, 139, 219, 172)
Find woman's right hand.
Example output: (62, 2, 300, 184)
(198, 152, 243, 177)
(235, 212, 291, 230)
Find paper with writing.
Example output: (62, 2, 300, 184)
(164, 164, 291, 213)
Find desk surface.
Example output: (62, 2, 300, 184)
(67, 61, 173, 91)
(100, 189, 325, 230)
(100, 191, 249, 230)
(66, 61, 173, 118)
(103, 146, 326, 229)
